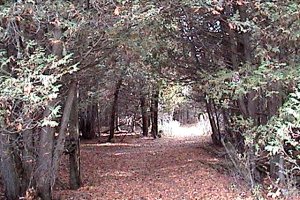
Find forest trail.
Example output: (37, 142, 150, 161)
(55, 135, 252, 200)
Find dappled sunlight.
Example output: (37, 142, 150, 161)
(206, 158, 220, 163)
(98, 171, 135, 178)
(82, 143, 141, 148)
(113, 152, 128, 156)
(101, 133, 140, 137)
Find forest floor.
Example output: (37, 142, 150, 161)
(54, 133, 254, 200)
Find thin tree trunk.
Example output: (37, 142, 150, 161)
(222, 108, 232, 138)
(131, 113, 136, 133)
(238, 96, 248, 118)
(247, 90, 258, 125)
(94, 103, 99, 135)
(140, 93, 149, 136)
(151, 86, 159, 139)
(108, 78, 123, 142)
(206, 98, 220, 145)
(278, 155, 286, 185)
(228, 26, 239, 68)
(98, 106, 102, 135)
(213, 102, 221, 139)
(115, 105, 121, 132)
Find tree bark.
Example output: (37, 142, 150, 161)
(51, 82, 77, 187)
(247, 90, 258, 125)
(36, 108, 55, 200)
(213, 102, 221, 139)
(108, 78, 123, 142)
(206, 98, 221, 145)
(36, 17, 64, 200)
(115, 105, 121, 132)
(150, 86, 159, 139)
(20, 126, 34, 194)
(131, 113, 136, 133)
(68, 83, 81, 189)
(237, 3, 251, 63)
(0, 132, 21, 200)
(140, 93, 149, 136)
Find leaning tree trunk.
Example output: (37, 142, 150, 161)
(213, 102, 222, 141)
(205, 98, 221, 145)
(68, 83, 81, 189)
(108, 77, 123, 142)
(50, 81, 77, 192)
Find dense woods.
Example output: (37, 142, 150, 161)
(0, 0, 299, 199)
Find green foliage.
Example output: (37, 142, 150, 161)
(263, 78, 300, 154)
(0, 0, 299, 196)
(190, 0, 300, 192)
(160, 83, 188, 113)
(0, 46, 76, 130)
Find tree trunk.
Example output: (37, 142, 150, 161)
(237, 3, 251, 63)
(97, 105, 102, 135)
(68, 83, 81, 190)
(108, 78, 123, 142)
(247, 90, 258, 125)
(115, 105, 121, 132)
(36, 106, 55, 200)
(51, 82, 77, 186)
(228, 25, 239, 68)
(80, 103, 99, 139)
(206, 98, 221, 145)
(36, 17, 64, 199)
(131, 113, 136, 133)
(140, 93, 149, 136)
(222, 108, 232, 139)
(20, 127, 34, 194)
(151, 86, 159, 139)
(268, 83, 284, 181)
(213, 102, 221, 139)
(0, 132, 21, 200)
(94, 103, 99, 135)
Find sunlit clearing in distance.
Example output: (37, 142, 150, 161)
(159, 114, 212, 137)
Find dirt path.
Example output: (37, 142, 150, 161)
(55, 135, 252, 200)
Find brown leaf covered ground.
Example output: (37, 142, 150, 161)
(54, 134, 253, 200)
